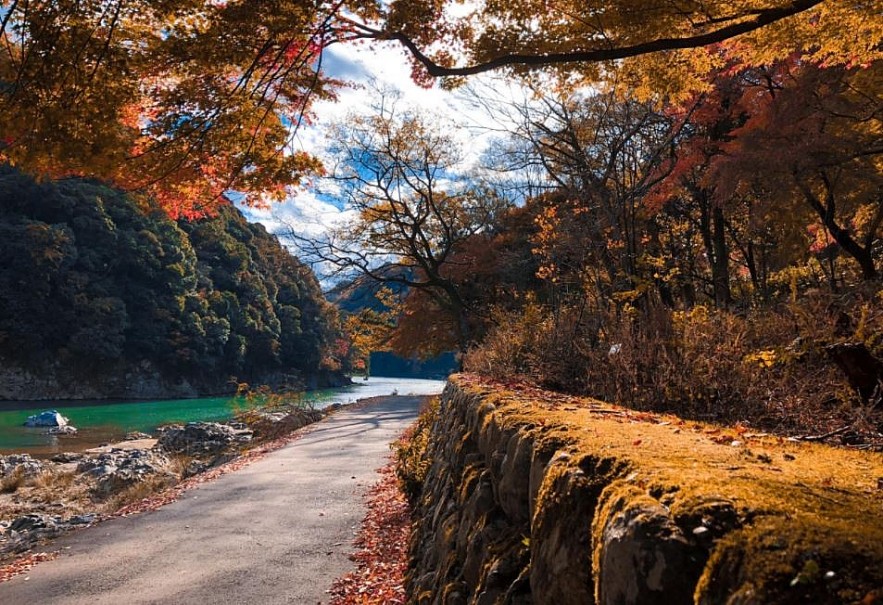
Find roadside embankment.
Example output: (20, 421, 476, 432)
(407, 375, 883, 604)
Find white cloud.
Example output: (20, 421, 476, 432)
(238, 37, 534, 281)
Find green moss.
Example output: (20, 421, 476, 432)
(449, 374, 883, 603)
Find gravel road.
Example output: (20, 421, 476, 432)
(0, 395, 427, 605)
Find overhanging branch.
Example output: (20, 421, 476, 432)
(376, 0, 824, 78)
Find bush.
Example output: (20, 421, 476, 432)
(0, 468, 26, 494)
(464, 287, 883, 437)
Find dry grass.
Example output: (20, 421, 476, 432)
(166, 453, 197, 477)
(30, 470, 75, 491)
(102, 474, 178, 513)
(0, 469, 26, 495)
(0, 470, 92, 524)
(464, 289, 883, 444)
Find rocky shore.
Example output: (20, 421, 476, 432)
(0, 406, 324, 562)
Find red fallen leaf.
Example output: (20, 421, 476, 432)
(0, 551, 59, 583)
(633, 439, 643, 446)
(329, 449, 412, 605)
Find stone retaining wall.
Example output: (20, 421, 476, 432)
(407, 375, 883, 604)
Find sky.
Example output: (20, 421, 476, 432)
(236, 37, 521, 274)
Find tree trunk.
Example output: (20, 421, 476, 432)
(711, 206, 732, 306)
(697, 188, 731, 307)
(797, 173, 878, 281)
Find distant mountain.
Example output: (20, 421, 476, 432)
(0, 165, 345, 400)
(326, 268, 458, 379)
(325, 267, 410, 315)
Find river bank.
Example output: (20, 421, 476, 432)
(0, 396, 429, 603)
(0, 377, 446, 456)
(0, 402, 327, 564)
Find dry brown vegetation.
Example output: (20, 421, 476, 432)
(465, 286, 883, 447)
(0, 470, 93, 524)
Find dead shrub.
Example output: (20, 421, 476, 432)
(464, 288, 881, 437)
(30, 470, 75, 491)
(0, 469, 26, 494)
(102, 473, 178, 513)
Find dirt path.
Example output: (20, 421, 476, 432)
(0, 396, 427, 605)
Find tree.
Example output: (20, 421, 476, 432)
(0, 165, 343, 390)
(358, 1, 880, 91)
(490, 88, 679, 311)
(711, 61, 883, 281)
(0, 0, 337, 217)
(2, 1, 879, 219)
(290, 92, 508, 354)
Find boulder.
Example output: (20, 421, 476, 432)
(77, 448, 172, 496)
(0, 513, 100, 556)
(595, 487, 701, 604)
(23, 410, 69, 428)
(47, 425, 78, 435)
(0, 454, 44, 478)
(248, 409, 322, 440)
(157, 422, 252, 456)
(1, 514, 64, 556)
(50, 452, 85, 463)
(68, 513, 97, 526)
(8, 513, 59, 534)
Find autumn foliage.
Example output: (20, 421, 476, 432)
(329, 460, 410, 605)
(455, 55, 883, 445)
(2, 1, 880, 218)
(0, 0, 336, 217)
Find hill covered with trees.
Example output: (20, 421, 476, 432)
(0, 166, 346, 400)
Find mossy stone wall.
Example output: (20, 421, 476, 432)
(407, 375, 883, 604)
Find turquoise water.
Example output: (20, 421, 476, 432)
(0, 377, 445, 455)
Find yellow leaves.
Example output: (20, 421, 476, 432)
(385, 0, 882, 101)
(344, 289, 402, 356)
(616, 49, 723, 103)
(672, 305, 710, 330)
(0, 0, 341, 218)
(743, 349, 779, 369)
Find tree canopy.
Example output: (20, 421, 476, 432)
(0, 0, 337, 216)
(1, 0, 879, 216)
(0, 165, 345, 393)
(375, 0, 881, 83)
(290, 92, 508, 353)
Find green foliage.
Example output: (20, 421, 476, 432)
(0, 165, 343, 391)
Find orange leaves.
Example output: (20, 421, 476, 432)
(0, 0, 341, 219)
(0, 551, 58, 584)
(329, 461, 410, 605)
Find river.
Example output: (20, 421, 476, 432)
(0, 376, 446, 456)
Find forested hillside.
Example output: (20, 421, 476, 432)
(0, 166, 345, 400)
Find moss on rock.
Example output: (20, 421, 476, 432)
(406, 375, 883, 604)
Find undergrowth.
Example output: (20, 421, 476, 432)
(465, 287, 883, 442)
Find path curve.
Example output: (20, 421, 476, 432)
(0, 395, 427, 604)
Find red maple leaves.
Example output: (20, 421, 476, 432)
(329, 460, 411, 605)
